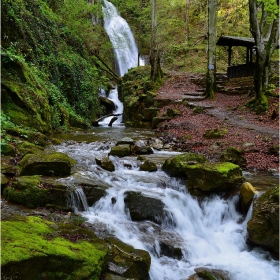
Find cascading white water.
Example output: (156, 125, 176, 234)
(100, 0, 144, 126)
(102, 0, 142, 76)
(54, 140, 279, 280)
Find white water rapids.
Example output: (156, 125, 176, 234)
(54, 140, 279, 280)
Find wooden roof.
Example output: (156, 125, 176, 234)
(216, 36, 255, 47)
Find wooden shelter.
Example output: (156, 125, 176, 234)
(216, 36, 256, 78)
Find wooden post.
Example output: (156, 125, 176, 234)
(246, 47, 249, 64)
(228, 45, 232, 66)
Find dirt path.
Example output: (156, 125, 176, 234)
(155, 73, 279, 172)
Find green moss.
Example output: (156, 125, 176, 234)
(1, 216, 109, 279)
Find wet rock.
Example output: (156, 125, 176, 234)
(137, 155, 147, 161)
(162, 153, 208, 177)
(116, 137, 134, 146)
(18, 152, 76, 176)
(99, 96, 116, 114)
(106, 238, 151, 280)
(159, 241, 182, 260)
(148, 138, 163, 150)
(104, 274, 136, 280)
(220, 147, 247, 168)
(124, 191, 164, 224)
(185, 162, 244, 196)
(71, 174, 111, 207)
(239, 182, 258, 213)
(247, 186, 279, 253)
(3, 176, 71, 209)
(132, 145, 153, 155)
(1, 215, 109, 280)
(187, 267, 231, 280)
(96, 156, 115, 172)
(110, 145, 131, 157)
(140, 160, 157, 172)
(1, 143, 16, 156)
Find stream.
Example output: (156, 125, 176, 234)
(52, 127, 279, 280)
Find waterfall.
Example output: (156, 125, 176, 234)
(102, 0, 142, 76)
(100, 0, 143, 125)
(54, 140, 279, 280)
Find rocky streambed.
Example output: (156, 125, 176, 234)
(1, 127, 279, 280)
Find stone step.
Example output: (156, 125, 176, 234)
(187, 102, 214, 109)
(183, 96, 206, 101)
(183, 91, 205, 96)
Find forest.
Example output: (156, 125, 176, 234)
(1, 0, 279, 279)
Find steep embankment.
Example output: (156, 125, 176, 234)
(1, 0, 112, 143)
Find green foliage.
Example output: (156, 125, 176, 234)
(258, 0, 279, 21)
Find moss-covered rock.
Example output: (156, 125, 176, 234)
(220, 147, 247, 168)
(203, 128, 228, 139)
(247, 186, 279, 253)
(132, 145, 154, 155)
(16, 141, 44, 156)
(1, 143, 16, 156)
(18, 152, 76, 176)
(1, 174, 10, 190)
(1, 215, 109, 279)
(124, 191, 164, 224)
(185, 162, 244, 195)
(1, 156, 16, 177)
(140, 160, 157, 172)
(110, 145, 131, 157)
(106, 238, 151, 280)
(188, 267, 231, 280)
(162, 153, 208, 177)
(3, 176, 71, 209)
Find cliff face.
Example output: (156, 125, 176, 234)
(1, 0, 111, 138)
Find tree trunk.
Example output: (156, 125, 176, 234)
(150, 0, 162, 83)
(248, 0, 274, 112)
(205, 0, 217, 99)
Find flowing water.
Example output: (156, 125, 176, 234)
(52, 129, 279, 280)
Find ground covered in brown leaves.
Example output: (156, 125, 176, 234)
(155, 73, 279, 172)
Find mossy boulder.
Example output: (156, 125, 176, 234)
(106, 238, 151, 280)
(3, 176, 71, 209)
(1, 156, 16, 177)
(95, 156, 115, 172)
(110, 145, 131, 157)
(1, 215, 109, 279)
(16, 141, 43, 156)
(18, 152, 76, 176)
(220, 147, 247, 168)
(162, 153, 208, 177)
(185, 162, 244, 195)
(188, 267, 231, 280)
(1, 174, 10, 189)
(124, 191, 164, 224)
(140, 160, 157, 172)
(247, 186, 279, 253)
(1, 143, 16, 156)
(203, 128, 228, 139)
(99, 96, 116, 114)
(152, 117, 172, 128)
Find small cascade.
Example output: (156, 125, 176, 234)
(68, 187, 89, 212)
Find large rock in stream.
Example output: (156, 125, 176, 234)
(18, 152, 76, 176)
(247, 186, 279, 253)
(124, 191, 165, 224)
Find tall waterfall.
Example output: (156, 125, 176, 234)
(102, 0, 141, 76)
